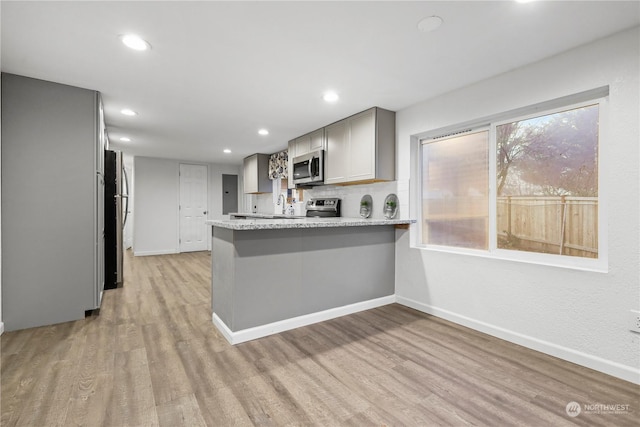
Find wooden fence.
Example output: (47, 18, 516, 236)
(496, 196, 598, 258)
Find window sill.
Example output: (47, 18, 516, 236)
(412, 243, 608, 274)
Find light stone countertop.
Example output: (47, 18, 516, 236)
(206, 216, 415, 230)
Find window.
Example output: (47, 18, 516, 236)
(419, 98, 603, 269)
(422, 130, 489, 249)
(496, 104, 599, 258)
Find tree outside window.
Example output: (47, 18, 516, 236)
(496, 105, 599, 258)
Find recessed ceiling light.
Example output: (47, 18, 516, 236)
(417, 16, 444, 33)
(120, 137, 131, 142)
(223, 149, 232, 154)
(120, 34, 151, 51)
(258, 129, 269, 136)
(120, 108, 137, 116)
(323, 91, 339, 103)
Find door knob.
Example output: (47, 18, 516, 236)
(203, 211, 208, 215)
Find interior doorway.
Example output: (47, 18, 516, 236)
(179, 163, 208, 252)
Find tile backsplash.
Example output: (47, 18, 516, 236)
(306, 180, 410, 220)
(247, 179, 411, 220)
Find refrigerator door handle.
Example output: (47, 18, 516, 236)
(122, 168, 130, 228)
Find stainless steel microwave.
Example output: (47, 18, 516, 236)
(292, 150, 324, 186)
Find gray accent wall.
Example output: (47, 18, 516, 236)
(1, 73, 100, 331)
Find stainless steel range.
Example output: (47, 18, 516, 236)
(305, 198, 341, 217)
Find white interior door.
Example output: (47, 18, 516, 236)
(179, 164, 208, 252)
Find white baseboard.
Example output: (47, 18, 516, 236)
(132, 249, 178, 257)
(0, 321, 4, 335)
(213, 295, 396, 345)
(396, 296, 640, 385)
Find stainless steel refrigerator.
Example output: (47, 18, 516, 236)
(105, 150, 129, 289)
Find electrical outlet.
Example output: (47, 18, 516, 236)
(630, 310, 640, 334)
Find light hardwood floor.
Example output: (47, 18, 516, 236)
(1, 250, 638, 426)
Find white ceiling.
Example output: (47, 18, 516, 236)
(2, 1, 639, 165)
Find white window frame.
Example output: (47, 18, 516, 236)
(414, 89, 608, 273)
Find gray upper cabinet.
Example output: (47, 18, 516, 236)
(308, 128, 326, 152)
(243, 153, 271, 193)
(1, 73, 105, 331)
(325, 119, 350, 184)
(324, 107, 396, 185)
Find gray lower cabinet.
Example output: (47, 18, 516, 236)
(211, 225, 395, 333)
(1, 73, 105, 331)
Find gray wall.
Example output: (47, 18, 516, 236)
(133, 155, 242, 255)
(1, 74, 98, 331)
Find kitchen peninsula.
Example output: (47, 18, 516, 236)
(206, 217, 413, 344)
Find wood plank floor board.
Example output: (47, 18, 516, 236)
(396, 360, 520, 426)
(156, 266, 205, 307)
(112, 288, 141, 326)
(374, 319, 552, 401)
(155, 393, 208, 427)
(419, 393, 487, 426)
(378, 325, 587, 426)
(0, 327, 34, 359)
(235, 335, 309, 373)
(106, 347, 159, 427)
(264, 358, 370, 423)
(319, 344, 497, 426)
(59, 319, 112, 424)
(2, 250, 638, 426)
(114, 322, 145, 353)
(187, 309, 225, 343)
(228, 373, 317, 426)
(192, 386, 254, 426)
(405, 360, 559, 427)
(282, 331, 469, 426)
(141, 330, 195, 406)
(64, 372, 113, 427)
(309, 323, 400, 370)
(13, 359, 76, 427)
(163, 302, 211, 344)
(374, 307, 630, 411)
(130, 286, 164, 323)
(144, 277, 175, 323)
(174, 339, 259, 394)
